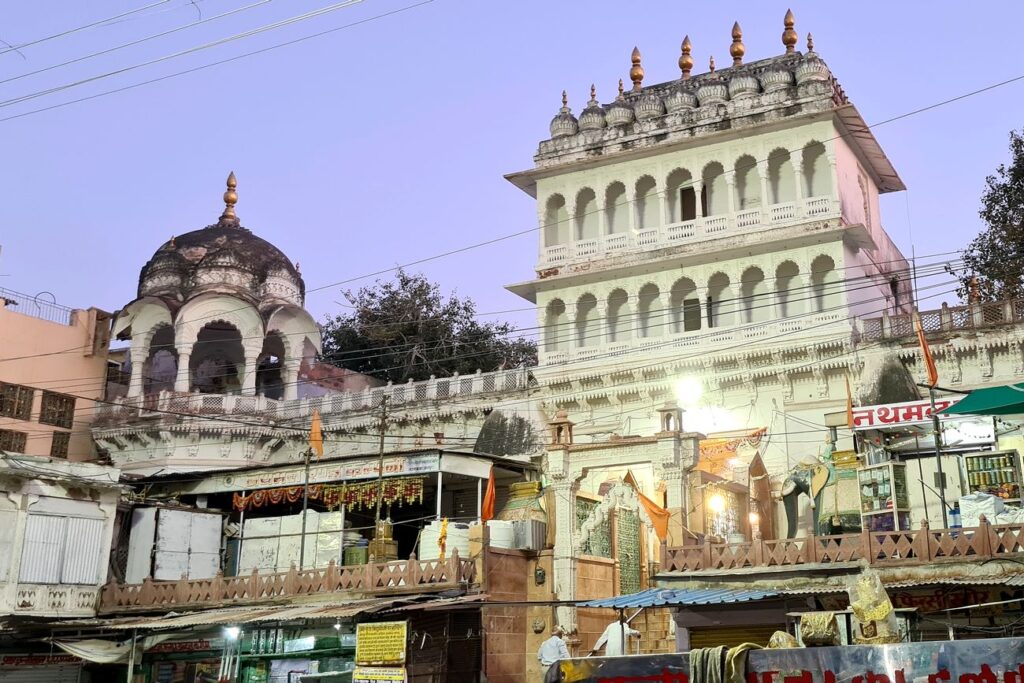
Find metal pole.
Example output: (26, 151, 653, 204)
(374, 396, 389, 526)
(929, 386, 950, 528)
(915, 438, 931, 526)
(436, 470, 443, 520)
(126, 629, 137, 683)
(299, 448, 311, 569)
(339, 502, 347, 564)
(236, 489, 246, 575)
(477, 478, 482, 522)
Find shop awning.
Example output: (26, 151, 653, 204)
(578, 587, 780, 609)
(941, 384, 1024, 416)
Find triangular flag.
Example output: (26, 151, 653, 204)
(481, 467, 496, 523)
(438, 518, 448, 561)
(309, 409, 324, 459)
(845, 375, 855, 431)
(913, 310, 939, 387)
(624, 471, 670, 541)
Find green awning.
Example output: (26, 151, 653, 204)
(941, 384, 1024, 416)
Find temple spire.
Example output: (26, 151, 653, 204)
(219, 171, 239, 225)
(630, 47, 644, 91)
(730, 22, 745, 65)
(782, 9, 798, 53)
(679, 35, 694, 79)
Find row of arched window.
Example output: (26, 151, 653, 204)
(543, 141, 830, 248)
(543, 255, 840, 352)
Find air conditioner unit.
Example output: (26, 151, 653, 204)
(513, 520, 546, 551)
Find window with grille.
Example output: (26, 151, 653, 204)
(0, 429, 27, 453)
(40, 391, 75, 428)
(50, 431, 71, 458)
(0, 383, 34, 420)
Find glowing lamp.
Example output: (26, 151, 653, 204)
(708, 493, 726, 514)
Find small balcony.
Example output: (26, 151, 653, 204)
(861, 298, 1024, 342)
(99, 551, 476, 614)
(539, 196, 838, 269)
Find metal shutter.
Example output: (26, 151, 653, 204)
(19, 515, 66, 583)
(0, 665, 82, 682)
(688, 624, 779, 649)
(62, 517, 104, 584)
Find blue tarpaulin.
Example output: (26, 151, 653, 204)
(577, 587, 779, 608)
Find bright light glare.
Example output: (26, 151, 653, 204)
(708, 493, 726, 514)
(748, 512, 760, 525)
(224, 626, 241, 640)
(674, 377, 703, 408)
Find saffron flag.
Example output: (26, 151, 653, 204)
(438, 517, 449, 561)
(481, 467, 496, 523)
(623, 471, 671, 541)
(309, 409, 324, 458)
(845, 376, 855, 430)
(913, 310, 939, 387)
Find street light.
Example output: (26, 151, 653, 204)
(224, 626, 241, 641)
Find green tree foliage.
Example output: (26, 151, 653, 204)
(955, 130, 1024, 301)
(320, 270, 537, 383)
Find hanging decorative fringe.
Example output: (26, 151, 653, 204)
(232, 477, 425, 512)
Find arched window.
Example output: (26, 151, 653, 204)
(544, 299, 568, 353)
(635, 176, 659, 231)
(605, 182, 627, 234)
(607, 289, 632, 343)
(575, 294, 599, 348)
(575, 188, 599, 241)
(740, 267, 768, 323)
(666, 168, 696, 222)
(767, 149, 795, 204)
(810, 255, 839, 313)
(702, 162, 727, 216)
(638, 283, 664, 338)
(544, 194, 569, 247)
(775, 261, 803, 318)
(670, 277, 700, 333)
(144, 325, 178, 394)
(707, 273, 734, 327)
(191, 322, 245, 394)
(734, 155, 760, 210)
(802, 142, 829, 197)
(257, 332, 286, 400)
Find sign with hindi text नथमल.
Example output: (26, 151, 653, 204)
(850, 397, 962, 431)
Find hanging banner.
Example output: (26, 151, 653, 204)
(232, 477, 426, 512)
(353, 667, 408, 683)
(355, 621, 408, 667)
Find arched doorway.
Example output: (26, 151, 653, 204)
(190, 322, 245, 394)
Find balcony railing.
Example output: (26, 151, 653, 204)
(539, 196, 838, 268)
(13, 584, 101, 617)
(95, 367, 531, 425)
(660, 518, 1024, 574)
(99, 551, 476, 614)
(861, 299, 1024, 341)
(0, 287, 75, 326)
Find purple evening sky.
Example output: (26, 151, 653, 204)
(1, 1, 1022, 339)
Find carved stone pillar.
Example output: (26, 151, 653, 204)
(694, 181, 705, 219)
(757, 161, 770, 207)
(725, 176, 737, 216)
(174, 344, 192, 393)
(242, 352, 259, 397)
(128, 346, 147, 398)
(283, 358, 301, 401)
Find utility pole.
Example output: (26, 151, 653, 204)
(373, 396, 389, 526)
(298, 445, 313, 569)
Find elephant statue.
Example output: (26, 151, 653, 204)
(779, 462, 831, 539)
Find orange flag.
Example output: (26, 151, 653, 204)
(309, 409, 324, 458)
(913, 310, 939, 387)
(481, 467, 496, 522)
(845, 376, 855, 430)
(624, 471, 670, 541)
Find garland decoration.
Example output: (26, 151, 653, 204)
(232, 477, 425, 512)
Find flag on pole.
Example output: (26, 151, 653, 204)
(309, 409, 324, 458)
(913, 310, 939, 387)
(623, 471, 671, 541)
(845, 376, 855, 430)
(481, 466, 496, 523)
(438, 517, 449, 561)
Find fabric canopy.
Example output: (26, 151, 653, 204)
(941, 384, 1024, 416)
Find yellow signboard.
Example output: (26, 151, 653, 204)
(355, 621, 408, 666)
(353, 667, 407, 683)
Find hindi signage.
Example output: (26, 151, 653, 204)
(353, 667, 408, 683)
(851, 397, 963, 431)
(355, 621, 408, 667)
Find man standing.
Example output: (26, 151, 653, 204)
(591, 613, 640, 657)
(537, 625, 570, 680)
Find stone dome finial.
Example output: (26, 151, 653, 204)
(709, 55, 716, 73)
(219, 171, 239, 226)
(590, 83, 596, 100)
(579, 84, 606, 130)
(617, 78, 625, 99)
(630, 46, 644, 91)
(549, 91, 579, 138)
(782, 9, 798, 53)
(730, 22, 745, 65)
(169, 235, 175, 248)
(561, 89, 568, 107)
(679, 35, 694, 79)
(807, 32, 814, 52)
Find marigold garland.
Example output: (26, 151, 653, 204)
(232, 477, 425, 512)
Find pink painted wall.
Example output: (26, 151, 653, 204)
(0, 300, 111, 461)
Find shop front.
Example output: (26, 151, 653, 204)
(0, 653, 85, 683)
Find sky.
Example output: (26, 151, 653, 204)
(1, 0, 1023, 337)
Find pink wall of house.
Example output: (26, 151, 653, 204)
(0, 297, 112, 461)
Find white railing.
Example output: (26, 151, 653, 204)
(96, 367, 532, 423)
(539, 312, 852, 364)
(538, 196, 838, 268)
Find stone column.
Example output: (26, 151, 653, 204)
(127, 346, 147, 399)
(549, 477, 580, 631)
(725, 176, 737, 216)
(282, 358, 301, 401)
(626, 186, 639, 233)
(174, 344, 192, 393)
(694, 181, 705, 218)
(794, 166, 806, 202)
(242, 351, 260, 397)
(757, 161, 770, 207)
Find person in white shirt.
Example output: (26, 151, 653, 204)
(590, 614, 640, 657)
(537, 625, 570, 680)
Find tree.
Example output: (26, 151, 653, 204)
(320, 270, 537, 383)
(954, 129, 1024, 301)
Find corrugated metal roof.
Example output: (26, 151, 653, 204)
(579, 587, 780, 609)
(105, 598, 398, 630)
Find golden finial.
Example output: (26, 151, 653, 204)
(219, 171, 238, 224)
(782, 9, 798, 53)
(679, 35, 694, 79)
(617, 78, 625, 99)
(730, 22, 745, 65)
(807, 32, 814, 52)
(561, 89, 568, 108)
(709, 55, 716, 73)
(629, 46, 644, 91)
